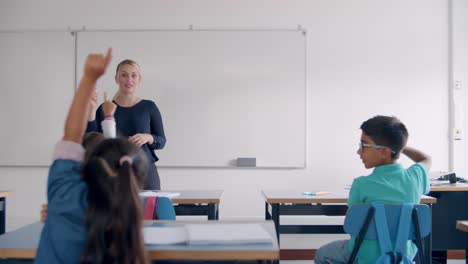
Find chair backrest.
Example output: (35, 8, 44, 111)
(141, 196, 176, 220)
(344, 203, 431, 264)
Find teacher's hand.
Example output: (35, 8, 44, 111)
(129, 133, 153, 146)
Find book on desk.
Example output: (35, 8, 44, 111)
(143, 223, 274, 245)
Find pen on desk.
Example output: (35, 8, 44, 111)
(303, 191, 331, 196)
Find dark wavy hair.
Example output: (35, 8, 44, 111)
(81, 138, 148, 264)
(360, 115, 408, 160)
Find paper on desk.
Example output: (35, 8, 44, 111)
(140, 191, 180, 198)
(185, 223, 273, 245)
(143, 227, 187, 245)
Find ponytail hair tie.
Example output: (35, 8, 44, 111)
(119, 155, 133, 166)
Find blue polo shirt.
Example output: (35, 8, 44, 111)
(347, 163, 430, 264)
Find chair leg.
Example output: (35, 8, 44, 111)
(412, 208, 425, 264)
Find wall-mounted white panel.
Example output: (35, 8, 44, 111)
(0, 32, 75, 166)
(76, 30, 306, 168)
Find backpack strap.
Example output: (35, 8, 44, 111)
(394, 204, 414, 262)
(372, 203, 394, 260)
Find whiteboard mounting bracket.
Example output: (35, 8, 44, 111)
(68, 26, 86, 35)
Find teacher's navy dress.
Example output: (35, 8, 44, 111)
(87, 99, 166, 190)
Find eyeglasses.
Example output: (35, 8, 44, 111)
(359, 142, 396, 155)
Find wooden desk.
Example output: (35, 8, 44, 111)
(0, 220, 279, 263)
(429, 183, 468, 262)
(430, 183, 468, 192)
(262, 190, 436, 238)
(456, 221, 468, 264)
(262, 190, 436, 264)
(167, 190, 223, 220)
(0, 191, 12, 235)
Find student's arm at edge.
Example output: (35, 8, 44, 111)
(63, 77, 99, 143)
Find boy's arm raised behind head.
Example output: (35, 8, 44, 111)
(63, 49, 112, 143)
(402, 146, 432, 171)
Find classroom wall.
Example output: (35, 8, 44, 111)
(0, 0, 450, 231)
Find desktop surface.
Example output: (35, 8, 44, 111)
(0, 220, 279, 261)
(261, 190, 437, 204)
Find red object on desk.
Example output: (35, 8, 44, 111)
(144, 197, 158, 220)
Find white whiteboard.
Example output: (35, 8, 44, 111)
(77, 30, 306, 168)
(0, 32, 75, 166)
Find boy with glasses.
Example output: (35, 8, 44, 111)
(314, 115, 431, 264)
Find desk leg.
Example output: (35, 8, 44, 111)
(465, 233, 468, 264)
(265, 202, 271, 220)
(207, 203, 219, 220)
(0, 197, 5, 234)
(431, 251, 447, 264)
(257, 260, 279, 264)
(271, 203, 280, 244)
(425, 204, 432, 264)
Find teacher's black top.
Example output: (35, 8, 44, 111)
(86, 99, 166, 163)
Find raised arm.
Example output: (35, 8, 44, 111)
(402, 146, 432, 171)
(63, 49, 112, 143)
(87, 90, 98, 122)
(86, 89, 102, 133)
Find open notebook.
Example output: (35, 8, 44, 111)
(143, 223, 273, 245)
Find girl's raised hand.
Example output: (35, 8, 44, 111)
(84, 48, 112, 82)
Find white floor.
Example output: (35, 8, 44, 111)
(280, 233, 467, 263)
(280, 233, 348, 249)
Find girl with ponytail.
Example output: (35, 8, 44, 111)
(35, 48, 149, 264)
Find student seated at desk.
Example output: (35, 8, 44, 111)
(35, 48, 149, 264)
(314, 115, 431, 264)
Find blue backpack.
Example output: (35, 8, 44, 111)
(373, 203, 413, 264)
(343, 203, 430, 264)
